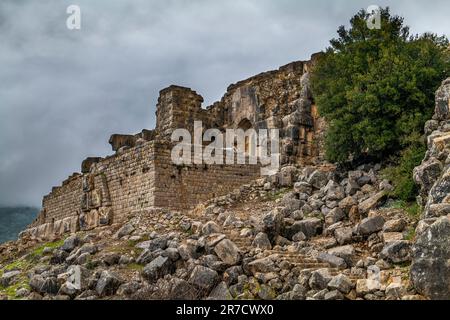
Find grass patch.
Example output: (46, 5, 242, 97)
(4, 259, 30, 272)
(387, 200, 422, 219)
(0, 277, 30, 300)
(31, 239, 65, 258)
(404, 226, 416, 241)
(127, 263, 144, 271)
(265, 188, 289, 201)
(0, 260, 32, 300)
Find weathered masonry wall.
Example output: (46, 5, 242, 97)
(22, 53, 324, 241)
(24, 141, 261, 239)
(41, 174, 83, 224)
(152, 143, 261, 210)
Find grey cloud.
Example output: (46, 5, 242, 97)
(0, 0, 448, 206)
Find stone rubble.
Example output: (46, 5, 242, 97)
(0, 160, 422, 300)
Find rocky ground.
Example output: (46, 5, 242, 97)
(0, 162, 425, 300)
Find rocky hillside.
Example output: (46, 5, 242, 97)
(411, 78, 450, 300)
(0, 163, 423, 300)
(1, 79, 448, 301)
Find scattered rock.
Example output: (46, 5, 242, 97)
(385, 283, 405, 300)
(383, 219, 407, 233)
(411, 217, 450, 300)
(252, 233, 272, 250)
(95, 271, 122, 297)
(327, 274, 353, 294)
(0, 270, 21, 287)
(61, 235, 80, 252)
(208, 282, 232, 300)
(262, 210, 284, 241)
(325, 208, 345, 226)
(317, 252, 347, 269)
(358, 192, 386, 215)
(142, 256, 173, 282)
(357, 215, 385, 236)
(214, 239, 241, 265)
(202, 221, 221, 235)
(247, 258, 276, 274)
(309, 269, 332, 290)
(380, 240, 411, 263)
(188, 265, 219, 293)
(285, 218, 322, 239)
(115, 224, 135, 239)
(307, 170, 329, 189)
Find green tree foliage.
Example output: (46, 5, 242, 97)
(311, 7, 449, 164)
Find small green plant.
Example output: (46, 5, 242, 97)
(30, 239, 65, 258)
(387, 199, 422, 219)
(85, 260, 97, 270)
(405, 226, 416, 241)
(127, 263, 144, 271)
(265, 188, 289, 201)
(4, 259, 30, 272)
(382, 141, 426, 202)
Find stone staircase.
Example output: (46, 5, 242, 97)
(187, 215, 364, 284)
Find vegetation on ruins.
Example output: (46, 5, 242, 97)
(311, 7, 449, 201)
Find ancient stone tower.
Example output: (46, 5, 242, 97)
(21, 53, 325, 240)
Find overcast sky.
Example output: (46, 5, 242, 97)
(0, 0, 448, 207)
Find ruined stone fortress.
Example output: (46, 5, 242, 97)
(21, 53, 325, 240)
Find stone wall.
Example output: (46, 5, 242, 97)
(41, 174, 83, 224)
(23, 140, 261, 240)
(21, 53, 324, 241)
(153, 142, 260, 210)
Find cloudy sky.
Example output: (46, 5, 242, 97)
(0, 0, 448, 207)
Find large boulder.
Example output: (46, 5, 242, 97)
(252, 233, 272, 250)
(285, 218, 322, 240)
(307, 170, 329, 189)
(413, 157, 443, 198)
(214, 239, 241, 265)
(357, 215, 385, 236)
(324, 181, 345, 201)
(433, 78, 450, 121)
(411, 217, 450, 300)
(380, 240, 411, 264)
(327, 274, 354, 294)
(30, 275, 59, 295)
(247, 258, 276, 274)
(358, 192, 386, 215)
(0, 270, 21, 287)
(142, 256, 173, 282)
(61, 235, 81, 252)
(96, 271, 123, 297)
(261, 210, 284, 241)
(188, 266, 219, 293)
(424, 169, 450, 218)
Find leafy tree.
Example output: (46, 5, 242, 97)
(311, 7, 449, 164)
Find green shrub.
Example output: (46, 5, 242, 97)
(382, 141, 426, 201)
(311, 7, 449, 164)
